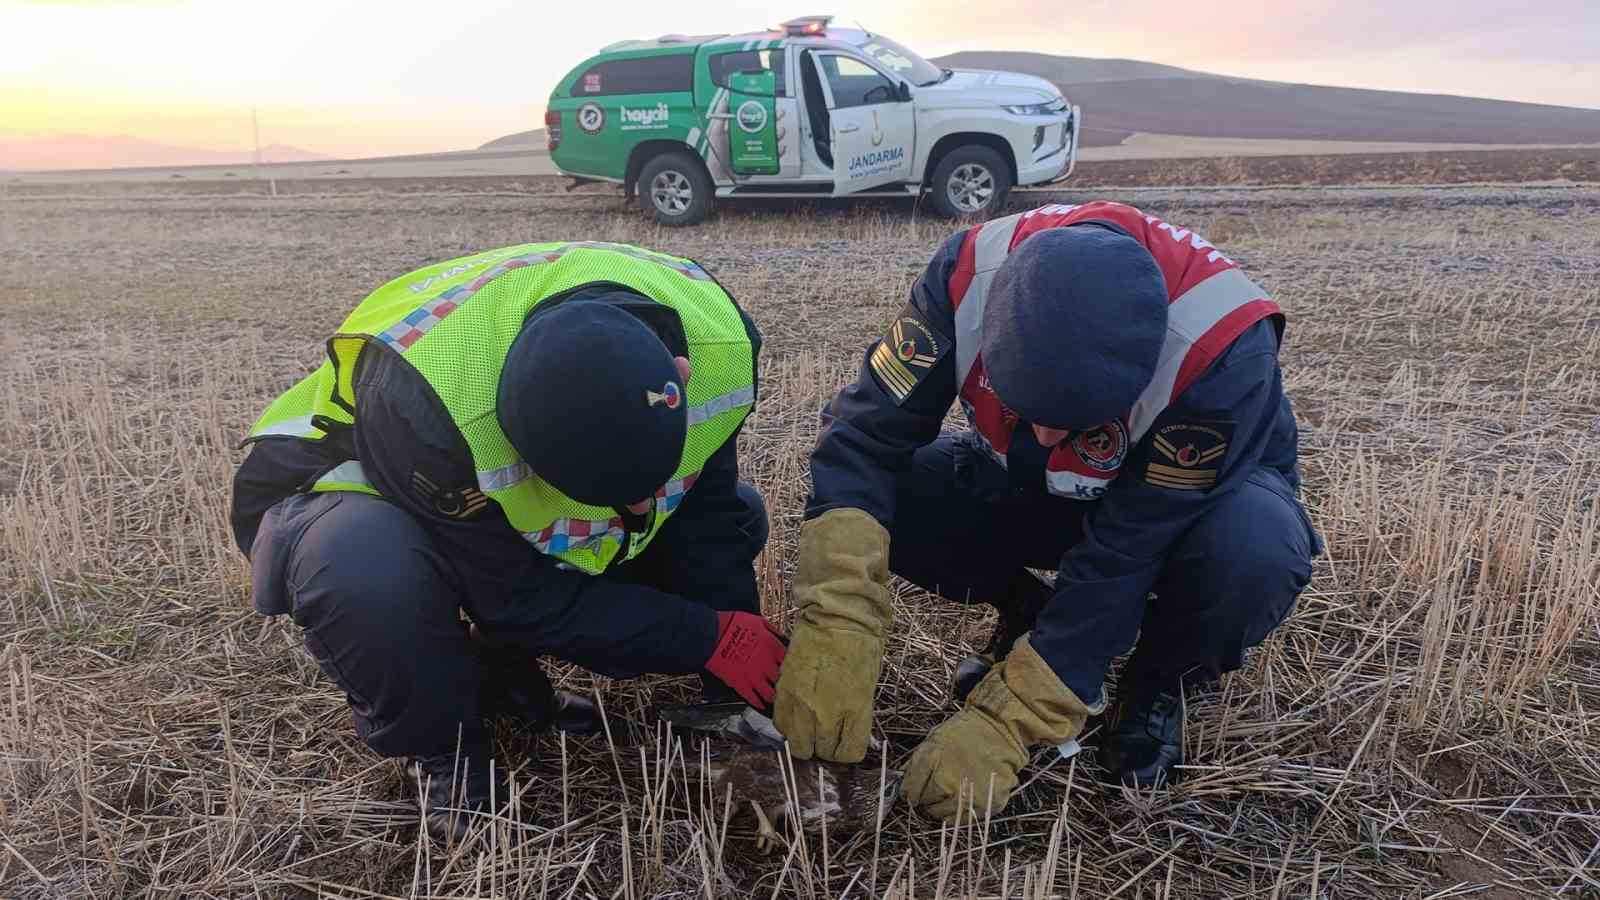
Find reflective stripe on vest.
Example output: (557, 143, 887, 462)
(245, 242, 755, 573)
(313, 460, 378, 496)
(947, 203, 1282, 499)
(254, 414, 317, 439)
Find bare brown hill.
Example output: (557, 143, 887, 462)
(933, 52, 1214, 84)
(934, 52, 1600, 145)
(479, 128, 547, 150)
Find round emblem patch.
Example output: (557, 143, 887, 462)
(1072, 420, 1129, 472)
(647, 381, 682, 409)
(895, 338, 918, 361)
(735, 99, 769, 133)
(577, 102, 606, 135)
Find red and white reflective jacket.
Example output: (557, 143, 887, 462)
(947, 201, 1282, 499)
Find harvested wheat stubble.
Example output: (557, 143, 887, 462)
(1, 182, 1598, 899)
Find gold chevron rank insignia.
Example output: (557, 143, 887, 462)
(1146, 421, 1233, 491)
(869, 307, 947, 405)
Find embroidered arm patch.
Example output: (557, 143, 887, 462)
(411, 469, 492, 519)
(868, 305, 949, 405)
(1145, 420, 1234, 491)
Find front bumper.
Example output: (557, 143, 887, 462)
(1017, 104, 1081, 186)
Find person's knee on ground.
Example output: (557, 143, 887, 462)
(1127, 471, 1314, 689)
(280, 492, 487, 760)
(733, 481, 770, 563)
(270, 492, 515, 840)
(1105, 471, 1315, 788)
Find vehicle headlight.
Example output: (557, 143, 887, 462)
(1004, 98, 1068, 117)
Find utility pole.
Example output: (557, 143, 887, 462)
(252, 107, 277, 197)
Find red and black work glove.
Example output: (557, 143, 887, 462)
(704, 611, 788, 710)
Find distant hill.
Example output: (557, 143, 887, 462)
(934, 52, 1214, 85)
(479, 129, 547, 150)
(479, 54, 1600, 154)
(0, 135, 327, 172)
(932, 52, 1600, 147)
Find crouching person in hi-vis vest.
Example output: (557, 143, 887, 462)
(773, 201, 1322, 820)
(230, 242, 784, 842)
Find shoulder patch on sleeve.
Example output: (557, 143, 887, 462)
(869, 305, 949, 405)
(1145, 420, 1234, 491)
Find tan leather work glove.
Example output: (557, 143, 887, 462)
(772, 507, 891, 763)
(902, 634, 1100, 821)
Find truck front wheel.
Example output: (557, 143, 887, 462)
(928, 146, 1012, 220)
(637, 152, 714, 227)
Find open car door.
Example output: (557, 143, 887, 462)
(813, 52, 915, 194)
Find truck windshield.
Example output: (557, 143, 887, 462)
(856, 35, 944, 87)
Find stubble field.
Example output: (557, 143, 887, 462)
(2, 181, 1599, 899)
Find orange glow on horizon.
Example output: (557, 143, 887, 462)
(0, 79, 517, 157)
(3, 0, 1595, 160)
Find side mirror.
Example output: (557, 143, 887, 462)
(897, 82, 912, 102)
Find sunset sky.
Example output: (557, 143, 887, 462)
(3, 0, 1597, 158)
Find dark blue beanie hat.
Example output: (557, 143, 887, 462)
(497, 298, 686, 507)
(982, 224, 1168, 430)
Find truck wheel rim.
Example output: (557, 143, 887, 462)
(948, 163, 995, 213)
(650, 171, 693, 215)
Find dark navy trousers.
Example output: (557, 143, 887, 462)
(251, 485, 767, 758)
(887, 436, 1316, 692)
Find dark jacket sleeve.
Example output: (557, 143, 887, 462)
(806, 229, 967, 525)
(349, 347, 720, 679)
(1030, 320, 1287, 701)
(232, 435, 352, 555)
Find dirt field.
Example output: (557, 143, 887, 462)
(9, 146, 1597, 203)
(2, 182, 1598, 898)
(8, 140, 1599, 187)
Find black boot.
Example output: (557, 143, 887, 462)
(1100, 676, 1189, 789)
(483, 663, 611, 736)
(408, 748, 508, 843)
(953, 571, 1053, 703)
(474, 626, 608, 736)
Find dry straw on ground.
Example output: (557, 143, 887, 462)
(1, 182, 1598, 898)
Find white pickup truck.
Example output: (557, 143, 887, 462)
(547, 15, 1082, 224)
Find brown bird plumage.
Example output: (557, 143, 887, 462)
(701, 748, 900, 853)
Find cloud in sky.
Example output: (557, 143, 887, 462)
(1, 0, 1595, 157)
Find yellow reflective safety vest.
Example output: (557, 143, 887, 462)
(246, 242, 756, 575)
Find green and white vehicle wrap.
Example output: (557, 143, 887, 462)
(545, 16, 1081, 225)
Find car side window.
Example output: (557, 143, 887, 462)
(571, 55, 695, 97)
(819, 55, 898, 109)
(708, 49, 788, 97)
